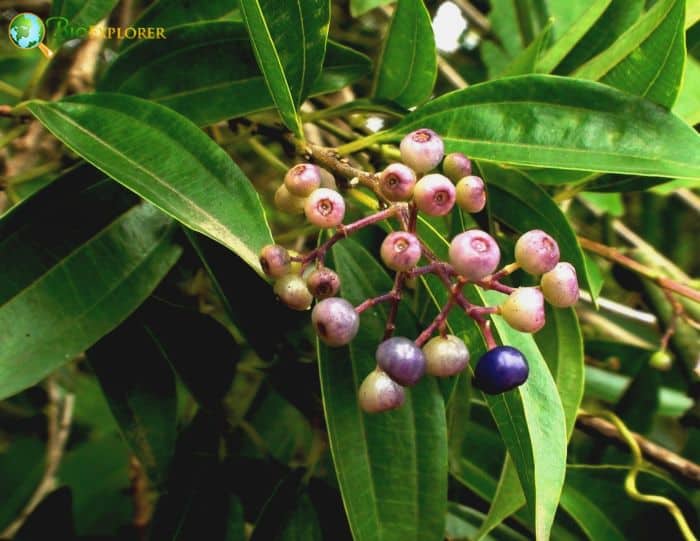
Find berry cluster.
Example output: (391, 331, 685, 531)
(261, 129, 580, 413)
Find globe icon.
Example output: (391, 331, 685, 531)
(8, 12, 46, 50)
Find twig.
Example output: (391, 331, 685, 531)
(129, 456, 151, 540)
(578, 290, 658, 326)
(675, 189, 700, 214)
(437, 56, 469, 89)
(383, 272, 406, 340)
(452, 0, 492, 34)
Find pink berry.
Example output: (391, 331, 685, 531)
(379, 163, 417, 201)
(540, 262, 579, 307)
(500, 287, 546, 333)
(306, 267, 341, 299)
(358, 369, 405, 413)
(380, 232, 422, 272)
(422, 335, 470, 377)
(449, 230, 501, 281)
(400, 129, 444, 173)
(515, 229, 560, 275)
(312, 297, 359, 346)
(413, 174, 456, 216)
(259, 244, 291, 278)
(284, 163, 322, 196)
(274, 185, 306, 214)
(442, 152, 472, 182)
(273, 274, 313, 311)
(455, 175, 486, 213)
(304, 188, 345, 228)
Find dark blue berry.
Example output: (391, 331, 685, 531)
(473, 346, 528, 394)
(376, 337, 426, 386)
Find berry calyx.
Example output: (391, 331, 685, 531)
(259, 244, 291, 278)
(379, 163, 417, 201)
(306, 267, 341, 299)
(449, 230, 501, 281)
(400, 129, 445, 173)
(358, 369, 405, 413)
(312, 297, 360, 346)
(540, 262, 579, 307)
(473, 346, 529, 394)
(380, 232, 422, 272)
(514, 229, 560, 275)
(413, 173, 456, 216)
(442, 152, 472, 182)
(305, 188, 345, 228)
(273, 274, 313, 311)
(422, 334, 470, 377)
(455, 175, 486, 213)
(500, 287, 546, 333)
(274, 184, 306, 214)
(284, 163, 321, 196)
(375, 336, 426, 386)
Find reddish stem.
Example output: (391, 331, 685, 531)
(383, 272, 406, 340)
(355, 291, 398, 314)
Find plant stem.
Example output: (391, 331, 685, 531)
(0, 124, 28, 149)
(355, 291, 399, 314)
(248, 137, 289, 173)
(336, 133, 384, 155)
(383, 272, 406, 339)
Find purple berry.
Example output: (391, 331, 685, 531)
(306, 267, 341, 299)
(455, 175, 486, 213)
(413, 174, 456, 216)
(376, 336, 426, 386)
(273, 274, 313, 311)
(284, 163, 321, 196)
(500, 287, 546, 333)
(422, 335, 470, 377)
(379, 163, 417, 201)
(274, 184, 306, 214)
(442, 152, 472, 182)
(304, 188, 345, 228)
(358, 369, 405, 413)
(312, 297, 359, 346)
(514, 229, 560, 275)
(473, 346, 529, 394)
(400, 129, 445, 173)
(449, 230, 501, 281)
(380, 232, 422, 272)
(259, 244, 291, 278)
(540, 262, 579, 307)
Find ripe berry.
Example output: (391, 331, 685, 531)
(514, 229, 560, 275)
(540, 262, 579, 307)
(500, 287, 546, 333)
(413, 174, 456, 216)
(273, 274, 313, 311)
(442, 152, 472, 182)
(274, 184, 306, 214)
(305, 188, 345, 228)
(379, 163, 417, 201)
(400, 128, 444, 173)
(306, 267, 341, 299)
(376, 336, 426, 386)
(455, 175, 486, 213)
(284, 163, 321, 196)
(312, 297, 359, 346)
(473, 346, 529, 394)
(422, 335, 470, 377)
(449, 230, 501, 281)
(358, 369, 405, 413)
(380, 232, 421, 272)
(259, 244, 291, 278)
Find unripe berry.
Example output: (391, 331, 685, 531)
(319, 167, 338, 190)
(455, 175, 486, 213)
(650, 350, 673, 371)
(514, 229, 560, 275)
(442, 152, 472, 182)
(400, 128, 444, 173)
(284, 163, 321, 196)
(273, 274, 313, 311)
(540, 262, 579, 307)
(379, 163, 417, 201)
(306, 267, 341, 299)
(376, 336, 426, 386)
(259, 244, 291, 278)
(312, 297, 359, 346)
(304, 188, 345, 228)
(274, 184, 306, 214)
(449, 230, 501, 281)
(422, 335, 470, 377)
(358, 369, 405, 413)
(380, 232, 421, 272)
(473, 346, 529, 394)
(413, 174, 456, 216)
(500, 287, 546, 333)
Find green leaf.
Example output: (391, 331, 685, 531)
(579, 192, 625, 217)
(373, 0, 436, 108)
(473, 459, 524, 541)
(499, 22, 552, 77)
(48, 0, 119, 46)
(559, 482, 627, 541)
(99, 22, 370, 127)
(672, 56, 700, 125)
(318, 239, 447, 541)
(26, 93, 272, 274)
(131, 0, 240, 30)
(573, 0, 686, 108)
(446, 502, 529, 541)
(350, 0, 392, 16)
(379, 75, 700, 180)
(0, 172, 181, 400)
